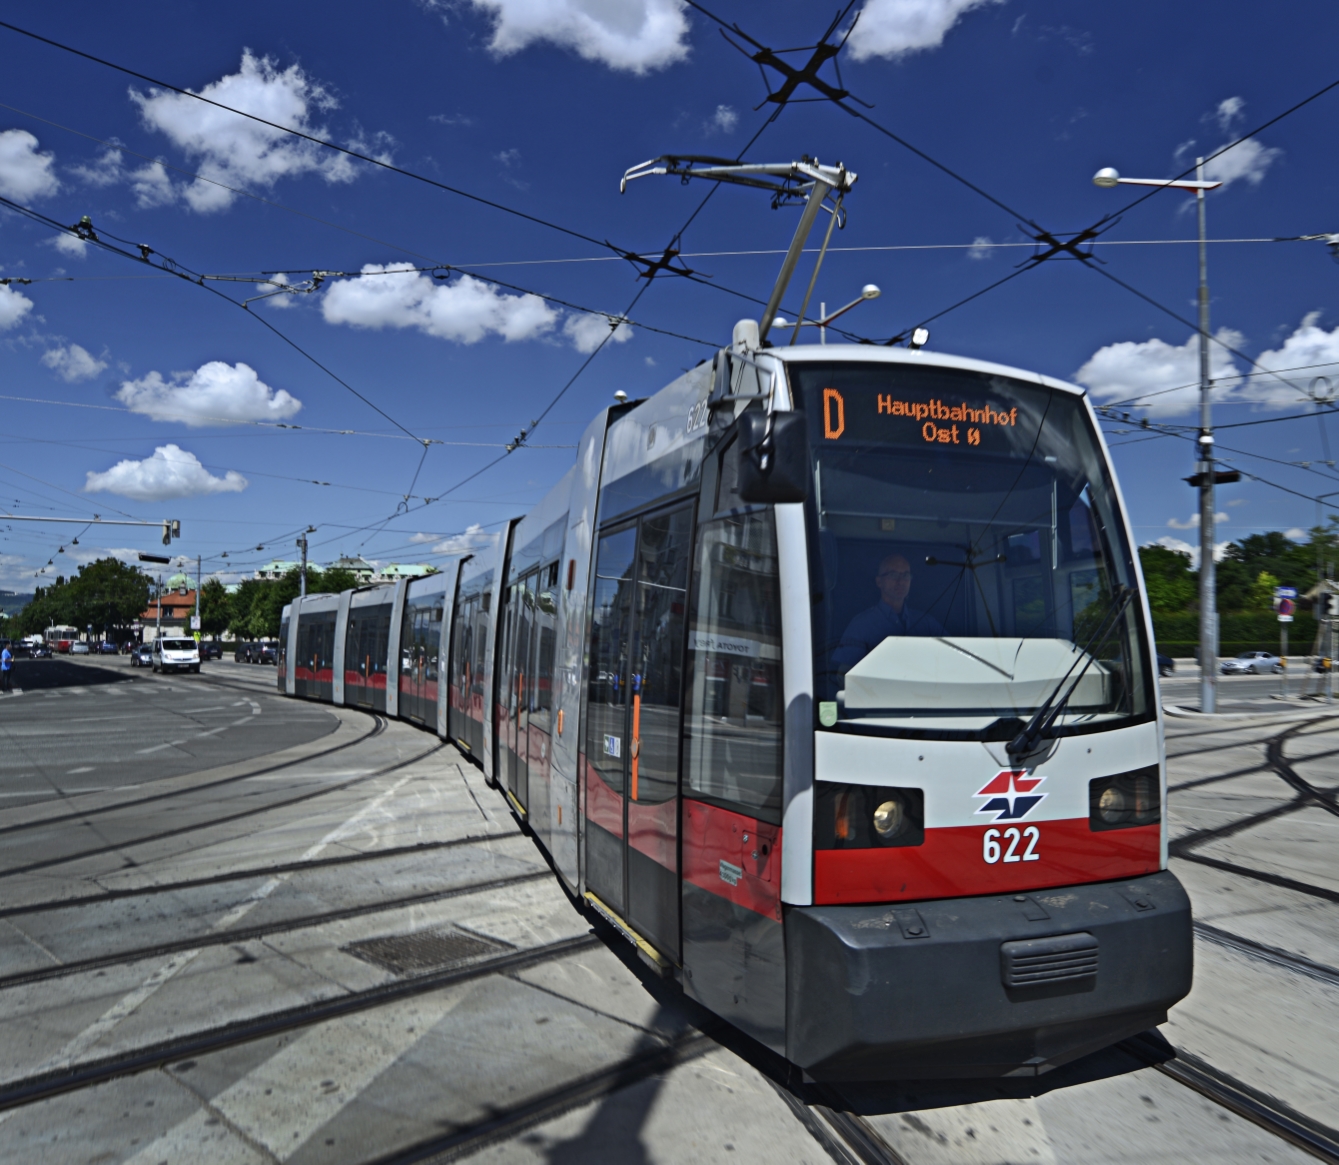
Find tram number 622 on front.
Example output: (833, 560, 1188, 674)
(983, 826, 1041, 864)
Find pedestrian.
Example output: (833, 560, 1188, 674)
(1, 641, 12, 693)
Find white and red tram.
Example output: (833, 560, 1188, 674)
(280, 325, 1191, 1079)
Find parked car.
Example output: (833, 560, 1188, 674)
(255, 642, 278, 665)
(96, 641, 119, 655)
(199, 641, 223, 661)
(28, 642, 51, 659)
(234, 642, 254, 663)
(152, 636, 200, 674)
(132, 643, 154, 668)
(70, 641, 90, 655)
(1157, 652, 1175, 678)
(1221, 651, 1283, 675)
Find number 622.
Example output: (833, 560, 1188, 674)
(983, 826, 1039, 864)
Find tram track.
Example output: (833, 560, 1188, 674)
(0, 706, 377, 840)
(1195, 921, 1339, 989)
(0, 868, 549, 992)
(0, 930, 602, 1114)
(0, 737, 446, 881)
(1119, 1033, 1339, 1164)
(0, 831, 510, 921)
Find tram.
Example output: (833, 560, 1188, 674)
(279, 323, 1192, 1079)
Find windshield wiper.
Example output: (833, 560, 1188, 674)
(1007, 584, 1135, 760)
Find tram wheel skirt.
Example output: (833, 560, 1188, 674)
(785, 870, 1192, 1081)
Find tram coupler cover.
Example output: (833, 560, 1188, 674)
(785, 870, 1192, 1080)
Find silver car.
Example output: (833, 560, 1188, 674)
(1221, 651, 1283, 675)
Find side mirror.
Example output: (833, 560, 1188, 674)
(737, 409, 810, 504)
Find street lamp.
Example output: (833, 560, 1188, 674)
(1094, 163, 1225, 712)
(774, 284, 882, 345)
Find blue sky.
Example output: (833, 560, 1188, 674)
(0, 0, 1337, 588)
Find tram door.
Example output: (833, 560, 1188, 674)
(585, 504, 692, 959)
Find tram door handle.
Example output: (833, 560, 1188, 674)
(743, 823, 778, 882)
(629, 671, 643, 801)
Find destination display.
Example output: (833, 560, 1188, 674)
(806, 372, 1041, 458)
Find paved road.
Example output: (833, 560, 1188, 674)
(0, 677, 1333, 1163)
(0, 657, 336, 810)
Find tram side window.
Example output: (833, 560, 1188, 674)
(683, 510, 784, 822)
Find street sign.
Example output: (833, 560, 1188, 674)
(1275, 586, 1297, 622)
(190, 615, 201, 630)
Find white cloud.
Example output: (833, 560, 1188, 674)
(116, 361, 302, 426)
(0, 129, 59, 201)
(966, 236, 995, 260)
(1167, 512, 1228, 531)
(322, 265, 558, 345)
(708, 104, 737, 134)
(847, 0, 1003, 60)
(563, 312, 633, 354)
(131, 51, 385, 212)
(463, 0, 690, 73)
(84, 444, 247, 502)
(1285, 526, 1307, 540)
(1154, 534, 1228, 567)
(49, 233, 88, 259)
(70, 147, 179, 207)
(1240, 313, 1339, 407)
(1074, 329, 1243, 417)
(1215, 96, 1245, 132)
(257, 272, 299, 309)
(0, 284, 34, 331)
(1203, 136, 1279, 189)
(419, 522, 496, 556)
(41, 344, 108, 382)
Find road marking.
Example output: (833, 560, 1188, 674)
(66, 766, 94, 774)
(19, 769, 424, 1078)
(136, 741, 184, 754)
(128, 992, 467, 1164)
(231, 717, 254, 727)
(195, 726, 228, 739)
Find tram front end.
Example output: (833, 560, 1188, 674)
(763, 348, 1192, 1079)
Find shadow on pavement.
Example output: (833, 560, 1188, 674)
(4, 658, 136, 690)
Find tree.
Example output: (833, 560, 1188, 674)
(199, 578, 231, 638)
(1247, 570, 1281, 614)
(1138, 545, 1197, 612)
(12, 558, 149, 640)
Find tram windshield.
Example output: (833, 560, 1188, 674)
(791, 361, 1151, 738)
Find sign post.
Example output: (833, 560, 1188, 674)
(1274, 587, 1297, 698)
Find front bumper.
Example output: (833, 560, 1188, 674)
(786, 869, 1191, 1080)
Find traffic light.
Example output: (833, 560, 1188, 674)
(162, 521, 171, 546)
(1320, 592, 1336, 619)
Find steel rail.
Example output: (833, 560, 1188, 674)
(0, 832, 510, 920)
(0, 932, 601, 1114)
(0, 869, 548, 992)
(1120, 1034, 1339, 1164)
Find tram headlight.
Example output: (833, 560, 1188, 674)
(872, 796, 906, 840)
(1097, 784, 1128, 823)
(816, 784, 924, 849)
(1089, 766, 1161, 831)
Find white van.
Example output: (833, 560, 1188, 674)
(153, 637, 201, 674)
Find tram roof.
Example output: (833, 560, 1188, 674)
(768, 342, 1087, 399)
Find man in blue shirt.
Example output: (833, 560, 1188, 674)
(1, 642, 12, 693)
(832, 553, 944, 674)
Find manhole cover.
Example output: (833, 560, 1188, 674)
(343, 927, 509, 976)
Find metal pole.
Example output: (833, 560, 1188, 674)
(757, 178, 833, 345)
(1196, 157, 1218, 713)
(1280, 623, 1288, 698)
(298, 536, 308, 598)
(195, 555, 201, 622)
(155, 573, 162, 641)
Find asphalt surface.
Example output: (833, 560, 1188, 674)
(0, 672, 1333, 1163)
(0, 656, 337, 810)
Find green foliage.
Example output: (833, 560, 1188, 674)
(1247, 570, 1281, 614)
(1138, 545, 1197, 612)
(199, 578, 231, 637)
(12, 558, 150, 638)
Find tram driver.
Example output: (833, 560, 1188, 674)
(831, 552, 944, 673)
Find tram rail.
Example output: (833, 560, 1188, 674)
(0, 931, 601, 1114)
(0, 733, 442, 881)
(0, 868, 549, 992)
